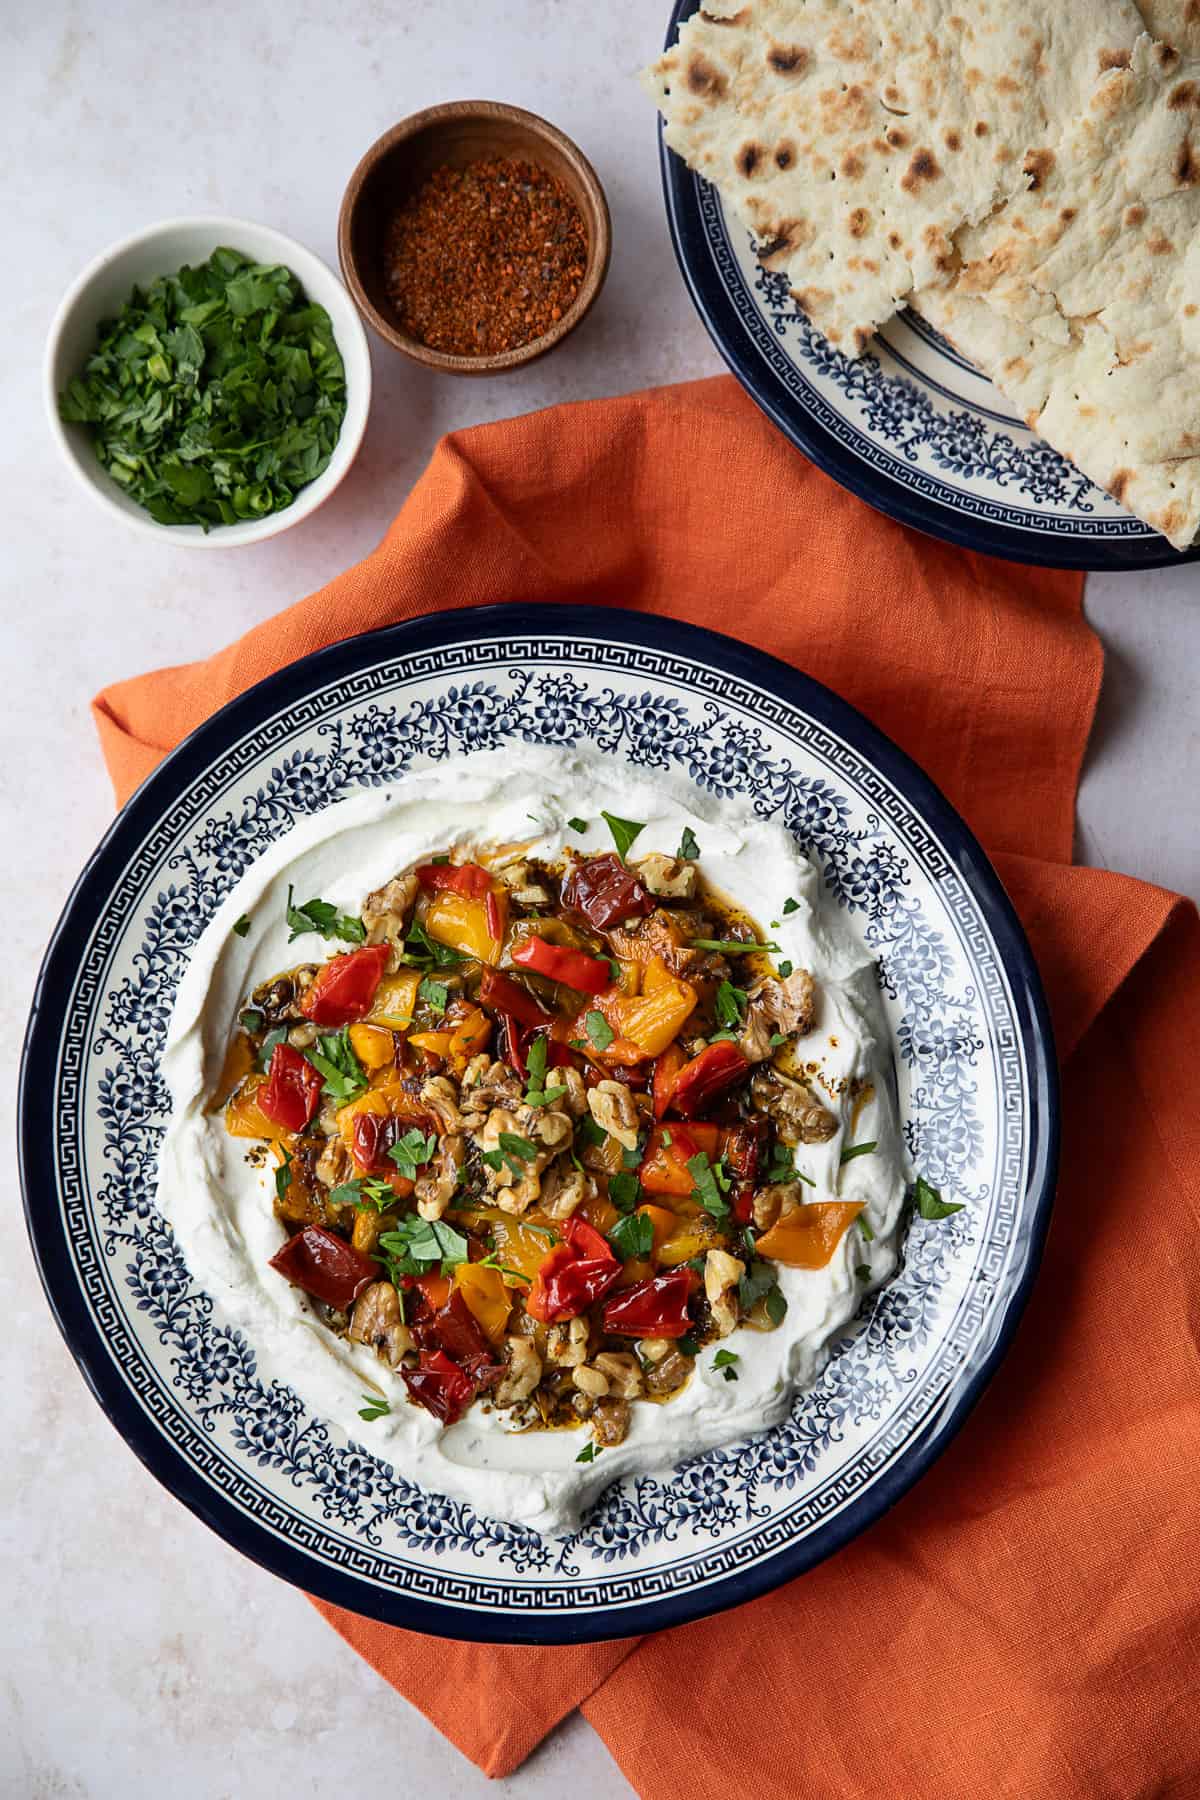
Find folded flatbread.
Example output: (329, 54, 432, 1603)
(644, 0, 1147, 349)
(915, 34, 1200, 547)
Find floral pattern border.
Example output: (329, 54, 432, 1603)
(64, 642, 1022, 1605)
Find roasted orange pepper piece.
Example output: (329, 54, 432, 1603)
(755, 1202, 864, 1269)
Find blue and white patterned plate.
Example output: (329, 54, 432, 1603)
(660, 0, 1198, 571)
(20, 605, 1057, 1643)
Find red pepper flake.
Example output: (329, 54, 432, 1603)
(383, 157, 589, 357)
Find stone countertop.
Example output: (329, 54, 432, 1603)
(2, 3, 1195, 1794)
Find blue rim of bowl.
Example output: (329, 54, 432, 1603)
(659, 0, 1197, 573)
(19, 602, 1060, 1644)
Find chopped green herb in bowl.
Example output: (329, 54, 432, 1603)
(46, 218, 370, 545)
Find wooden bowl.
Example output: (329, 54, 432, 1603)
(338, 101, 611, 375)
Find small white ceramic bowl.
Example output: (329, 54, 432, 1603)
(44, 216, 372, 548)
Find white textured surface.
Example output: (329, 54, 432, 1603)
(2, 4, 1196, 1795)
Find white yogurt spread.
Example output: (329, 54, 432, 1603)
(158, 746, 907, 1534)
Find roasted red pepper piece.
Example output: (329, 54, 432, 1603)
(416, 862, 493, 898)
(725, 1116, 768, 1224)
(485, 888, 504, 944)
(511, 936, 613, 994)
(478, 965, 550, 1028)
(495, 1013, 528, 1075)
(257, 1042, 324, 1132)
(669, 1041, 751, 1117)
(602, 1270, 695, 1338)
(525, 1237, 621, 1323)
(298, 944, 389, 1027)
(562, 1214, 617, 1263)
(268, 1224, 377, 1310)
(402, 1349, 477, 1424)
(652, 1042, 687, 1119)
(417, 1287, 503, 1389)
(349, 1113, 421, 1194)
(562, 852, 654, 930)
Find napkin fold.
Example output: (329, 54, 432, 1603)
(95, 378, 1200, 1796)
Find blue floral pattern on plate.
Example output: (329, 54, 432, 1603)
(23, 612, 1055, 1640)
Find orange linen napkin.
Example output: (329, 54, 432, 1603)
(94, 378, 1200, 1796)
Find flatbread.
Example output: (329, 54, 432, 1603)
(643, 0, 1146, 348)
(1137, 0, 1200, 54)
(914, 34, 1200, 547)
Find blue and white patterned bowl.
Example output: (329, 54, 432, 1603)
(660, 0, 1199, 571)
(20, 605, 1058, 1642)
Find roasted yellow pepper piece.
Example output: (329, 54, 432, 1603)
(596, 954, 697, 1058)
(453, 1262, 512, 1345)
(754, 1202, 863, 1269)
(348, 1022, 396, 1069)
(425, 891, 503, 964)
(367, 970, 421, 1028)
(225, 1074, 293, 1146)
(447, 1005, 492, 1070)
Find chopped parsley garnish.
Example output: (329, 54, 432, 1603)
(416, 977, 449, 1016)
(764, 1144, 798, 1185)
(285, 885, 366, 945)
(622, 1140, 645, 1170)
(330, 1176, 396, 1212)
(677, 826, 700, 860)
(232, 914, 251, 938)
(521, 1221, 558, 1242)
(482, 1132, 539, 1180)
(689, 938, 781, 955)
(714, 979, 748, 1029)
(601, 811, 646, 862)
(274, 1149, 293, 1200)
(399, 921, 469, 970)
(677, 1333, 702, 1357)
(357, 1394, 391, 1422)
(388, 1129, 438, 1181)
(687, 1150, 730, 1219)
(840, 1140, 878, 1165)
(499, 1131, 536, 1162)
(914, 1175, 964, 1220)
(306, 1027, 368, 1102)
(856, 1264, 871, 1282)
(738, 1259, 787, 1326)
(567, 816, 588, 834)
(782, 897, 800, 915)
(479, 1254, 530, 1282)
(609, 1211, 654, 1260)
(239, 1007, 264, 1033)
(376, 1215, 469, 1276)
(257, 1026, 288, 1071)
(577, 1115, 607, 1149)
(584, 1009, 614, 1051)
(523, 1036, 566, 1109)
(713, 1348, 739, 1382)
(768, 1031, 788, 1048)
(575, 1441, 600, 1463)
(608, 1170, 641, 1214)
